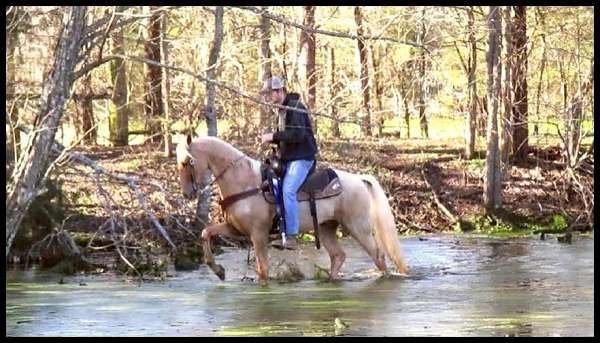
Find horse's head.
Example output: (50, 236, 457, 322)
(176, 135, 209, 199)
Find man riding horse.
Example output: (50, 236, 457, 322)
(260, 76, 318, 250)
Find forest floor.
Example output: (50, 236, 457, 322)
(11, 135, 593, 276)
(63, 135, 592, 235)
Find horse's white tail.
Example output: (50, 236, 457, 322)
(360, 175, 408, 275)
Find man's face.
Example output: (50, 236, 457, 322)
(268, 89, 284, 105)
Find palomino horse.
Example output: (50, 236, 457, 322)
(176, 136, 408, 282)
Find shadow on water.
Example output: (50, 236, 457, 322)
(6, 235, 594, 336)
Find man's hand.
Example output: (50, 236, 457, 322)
(260, 133, 274, 144)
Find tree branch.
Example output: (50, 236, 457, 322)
(107, 53, 360, 125)
(230, 6, 428, 52)
(12, 123, 177, 251)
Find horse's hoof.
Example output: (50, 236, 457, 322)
(214, 264, 226, 280)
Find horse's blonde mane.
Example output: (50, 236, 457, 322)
(178, 136, 256, 164)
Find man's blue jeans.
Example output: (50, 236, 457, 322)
(282, 159, 314, 237)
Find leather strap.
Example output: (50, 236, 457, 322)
(218, 187, 261, 211)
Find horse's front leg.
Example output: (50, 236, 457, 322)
(201, 222, 241, 280)
(249, 231, 269, 284)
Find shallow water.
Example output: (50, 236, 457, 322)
(5, 235, 594, 336)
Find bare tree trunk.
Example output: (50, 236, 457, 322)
(109, 6, 129, 147)
(160, 9, 171, 156)
(465, 6, 477, 159)
(354, 6, 372, 137)
(196, 6, 224, 232)
(511, 6, 528, 161)
(372, 45, 385, 136)
(78, 72, 96, 144)
(557, 32, 568, 113)
(6, 9, 21, 164)
(391, 89, 401, 138)
(281, 23, 288, 81)
(477, 95, 488, 137)
(303, 6, 317, 135)
(329, 46, 341, 138)
(566, 62, 594, 168)
(6, 6, 87, 256)
(418, 7, 429, 139)
(144, 6, 164, 143)
(404, 94, 411, 138)
(483, 6, 503, 213)
(259, 6, 273, 132)
(394, 63, 412, 138)
(500, 6, 513, 168)
(533, 8, 547, 137)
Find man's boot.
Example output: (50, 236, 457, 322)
(282, 235, 298, 250)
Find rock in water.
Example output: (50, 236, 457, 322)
(275, 261, 305, 283)
(314, 264, 330, 280)
(334, 317, 349, 336)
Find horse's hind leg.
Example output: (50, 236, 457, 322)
(342, 221, 387, 273)
(319, 221, 346, 280)
(201, 223, 241, 280)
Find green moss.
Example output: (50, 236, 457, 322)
(459, 210, 570, 238)
(313, 265, 330, 280)
(218, 323, 307, 337)
(551, 213, 568, 231)
(300, 233, 315, 242)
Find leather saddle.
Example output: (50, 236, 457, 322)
(260, 156, 343, 250)
(261, 167, 343, 204)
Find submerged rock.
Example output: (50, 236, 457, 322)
(274, 261, 305, 283)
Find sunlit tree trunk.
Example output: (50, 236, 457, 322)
(417, 7, 429, 139)
(372, 45, 384, 136)
(160, 9, 171, 156)
(303, 6, 317, 135)
(281, 23, 288, 81)
(78, 72, 96, 144)
(354, 6, 372, 137)
(394, 62, 412, 139)
(566, 63, 594, 168)
(6, 7, 21, 164)
(465, 6, 477, 159)
(500, 6, 513, 169)
(483, 6, 503, 213)
(6, 6, 87, 256)
(259, 6, 272, 132)
(109, 6, 129, 146)
(329, 46, 341, 138)
(196, 6, 223, 232)
(511, 6, 528, 161)
(533, 8, 547, 137)
(144, 6, 164, 143)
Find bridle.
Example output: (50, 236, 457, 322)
(185, 152, 246, 194)
(183, 148, 261, 212)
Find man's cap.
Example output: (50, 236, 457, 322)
(261, 76, 286, 94)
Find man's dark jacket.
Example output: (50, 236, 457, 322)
(272, 92, 318, 162)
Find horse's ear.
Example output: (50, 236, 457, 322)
(186, 135, 192, 146)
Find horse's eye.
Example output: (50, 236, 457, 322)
(189, 159, 195, 166)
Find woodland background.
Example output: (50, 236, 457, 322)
(5, 6, 593, 276)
